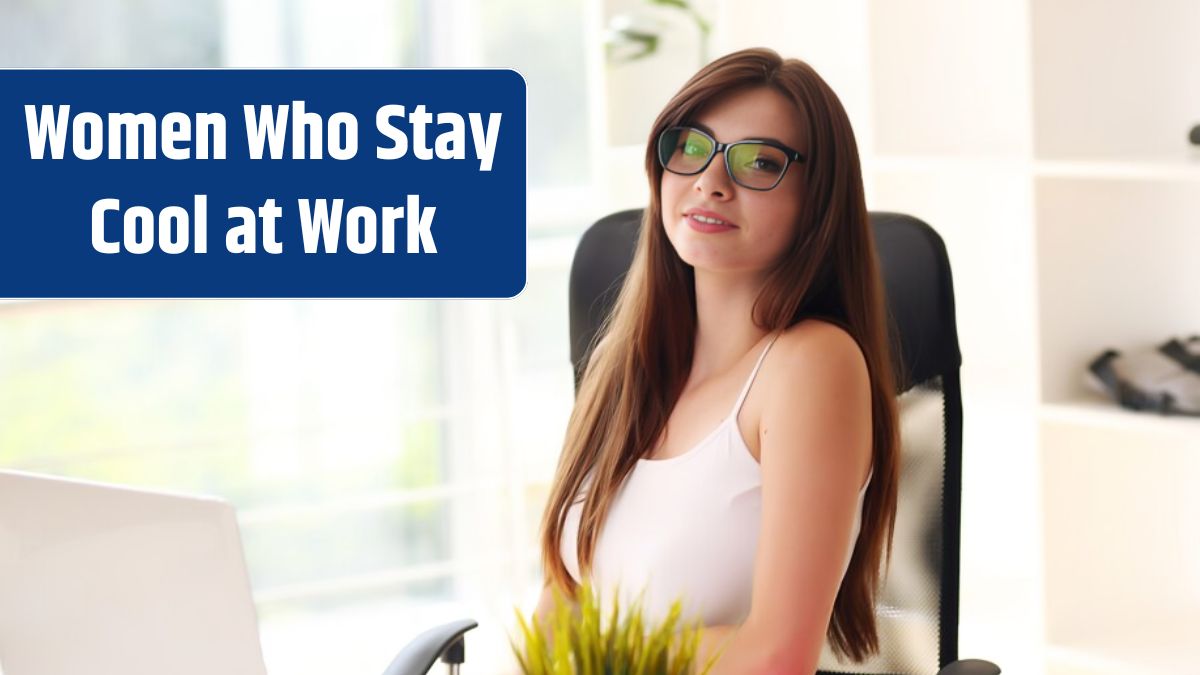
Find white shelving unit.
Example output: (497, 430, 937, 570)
(1029, 2, 1200, 672)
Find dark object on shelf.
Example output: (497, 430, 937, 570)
(1161, 336, 1200, 374)
(1191, 124, 1200, 145)
(1086, 336, 1200, 416)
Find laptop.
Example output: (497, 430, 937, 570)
(0, 469, 270, 675)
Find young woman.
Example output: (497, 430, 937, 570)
(536, 47, 901, 674)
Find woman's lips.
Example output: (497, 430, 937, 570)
(683, 210, 737, 233)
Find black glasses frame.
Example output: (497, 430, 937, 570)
(657, 126, 807, 191)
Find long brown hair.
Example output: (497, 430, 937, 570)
(539, 47, 900, 663)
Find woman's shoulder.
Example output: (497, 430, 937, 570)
(760, 318, 871, 406)
(771, 317, 866, 367)
(755, 319, 873, 477)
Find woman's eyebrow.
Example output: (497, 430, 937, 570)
(689, 122, 792, 148)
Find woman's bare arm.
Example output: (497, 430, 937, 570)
(702, 323, 873, 674)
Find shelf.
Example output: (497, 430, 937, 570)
(1045, 612, 1200, 675)
(1039, 396, 1200, 439)
(867, 155, 1200, 182)
(1035, 156, 1200, 183)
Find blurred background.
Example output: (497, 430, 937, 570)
(2, 1, 1198, 674)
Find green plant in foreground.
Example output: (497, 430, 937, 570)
(511, 581, 723, 675)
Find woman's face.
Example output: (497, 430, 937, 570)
(659, 86, 806, 280)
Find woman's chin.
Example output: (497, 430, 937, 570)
(676, 249, 746, 275)
(670, 231, 726, 264)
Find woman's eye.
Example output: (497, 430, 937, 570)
(682, 141, 706, 156)
(747, 158, 782, 172)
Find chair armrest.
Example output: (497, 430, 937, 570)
(936, 658, 1001, 675)
(380, 618, 478, 675)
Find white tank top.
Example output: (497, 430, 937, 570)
(560, 332, 873, 627)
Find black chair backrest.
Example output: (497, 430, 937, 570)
(567, 209, 964, 674)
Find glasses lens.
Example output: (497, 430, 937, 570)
(659, 128, 713, 174)
(727, 143, 790, 189)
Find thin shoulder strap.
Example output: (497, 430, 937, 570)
(731, 331, 783, 418)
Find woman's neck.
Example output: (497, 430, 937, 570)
(690, 269, 771, 380)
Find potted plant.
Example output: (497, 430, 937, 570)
(511, 582, 722, 675)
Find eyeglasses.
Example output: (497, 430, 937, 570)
(656, 126, 806, 191)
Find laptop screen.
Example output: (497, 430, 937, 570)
(0, 470, 269, 675)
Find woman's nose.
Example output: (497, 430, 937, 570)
(692, 154, 733, 199)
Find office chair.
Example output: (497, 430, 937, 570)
(390, 210, 1001, 674)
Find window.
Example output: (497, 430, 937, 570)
(0, 1, 597, 672)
